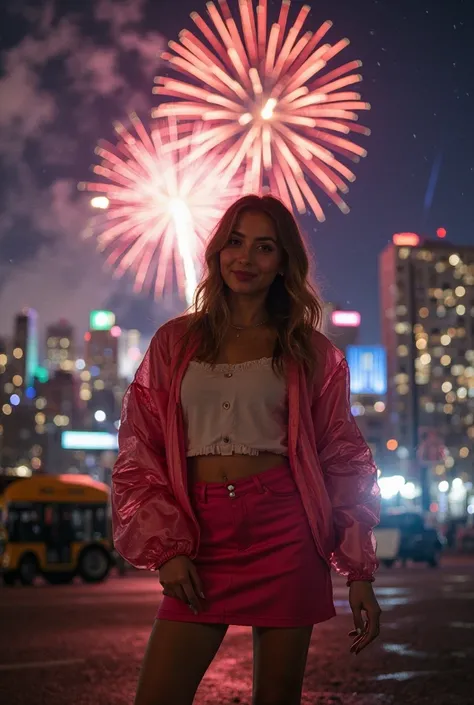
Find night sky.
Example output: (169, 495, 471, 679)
(0, 0, 473, 347)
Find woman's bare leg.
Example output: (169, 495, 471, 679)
(134, 619, 228, 705)
(252, 625, 313, 705)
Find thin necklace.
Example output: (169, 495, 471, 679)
(230, 319, 268, 338)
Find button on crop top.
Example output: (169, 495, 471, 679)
(181, 358, 288, 457)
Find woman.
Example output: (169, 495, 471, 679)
(112, 195, 381, 705)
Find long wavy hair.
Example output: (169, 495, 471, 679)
(178, 194, 324, 378)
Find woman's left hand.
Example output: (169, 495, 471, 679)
(348, 581, 382, 655)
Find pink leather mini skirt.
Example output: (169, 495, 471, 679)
(156, 464, 336, 627)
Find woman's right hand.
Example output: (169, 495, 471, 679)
(158, 555, 205, 615)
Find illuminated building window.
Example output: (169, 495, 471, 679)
(449, 254, 461, 266)
(445, 296, 455, 307)
(0, 353, 7, 365)
(35, 397, 47, 410)
(395, 322, 410, 334)
(2, 404, 12, 415)
(80, 389, 92, 401)
(468, 427, 474, 439)
(435, 262, 446, 273)
(397, 345, 409, 357)
(440, 355, 451, 367)
(442, 381, 453, 393)
(12, 375, 23, 386)
(80, 371, 91, 382)
(47, 337, 57, 347)
(456, 305, 466, 315)
(416, 339, 427, 350)
(94, 379, 105, 391)
(397, 384, 410, 395)
(457, 387, 467, 399)
(395, 373, 409, 384)
(436, 306, 446, 317)
(434, 288, 443, 299)
(455, 286, 466, 297)
(419, 307, 429, 318)
(445, 392, 456, 403)
(459, 447, 469, 458)
(445, 456, 455, 468)
(398, 248, 410, 259)
(443, 404, 453, 414)
(440, 334, 451, 346)
(4, 383, 14, 394)
(419, 353, 431, 365)
(424, 402, 435, 413)
(60, 338, 70, 348)
(13, 347, 23, 359)
(35, 413, 46, 425)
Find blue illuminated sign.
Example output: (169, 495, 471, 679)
(61, 431, 118, 451)
(346, 345, 387, 395)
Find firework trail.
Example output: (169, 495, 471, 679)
(153, 0, 371, 221)
(80, 114, 241, 304)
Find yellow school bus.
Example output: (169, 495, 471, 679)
(1, 474, 113, 586)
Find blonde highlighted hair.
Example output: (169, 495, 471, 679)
(179, 194, 323, 377)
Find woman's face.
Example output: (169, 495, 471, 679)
(219, 210, 283, 297)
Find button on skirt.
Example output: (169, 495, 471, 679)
(156, 464, 336, 627)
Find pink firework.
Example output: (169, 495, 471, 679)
(153, 0, 371, 222)
(80, 114, 241, 304)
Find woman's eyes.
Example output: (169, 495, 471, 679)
(227, 239, 273, 252)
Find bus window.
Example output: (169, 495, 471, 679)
(7, 503, 43, 542)
(93, 506, 107, 540)
(70, 505, 107, 541)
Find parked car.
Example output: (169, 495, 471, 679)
(375, 511, 445, 568)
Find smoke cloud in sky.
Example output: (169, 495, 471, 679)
(0, 0, 165, 341)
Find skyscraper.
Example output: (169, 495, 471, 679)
(11, 308, 39, 390)
(380, 233, 474, 503)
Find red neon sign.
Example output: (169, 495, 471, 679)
(393, 233, 420, 247)
(331, 311, 361, 327)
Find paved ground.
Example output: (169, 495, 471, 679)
(1, 558, 474, 705)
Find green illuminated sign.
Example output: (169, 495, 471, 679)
(35, 365, 49, 383)
(90, 310, 115, 331)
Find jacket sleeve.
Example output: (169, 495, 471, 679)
(312, 357, 380, 583)
(112, 331, 193, 571)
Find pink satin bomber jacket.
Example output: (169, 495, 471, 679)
(112, 315, 381, 583)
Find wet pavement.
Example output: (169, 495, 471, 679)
(1, 557, 473, 704)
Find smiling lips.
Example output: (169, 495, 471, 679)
(232, 270, 257, 281)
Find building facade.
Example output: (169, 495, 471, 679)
(380, 234, 474, 505)
(46, 320, 75, 373)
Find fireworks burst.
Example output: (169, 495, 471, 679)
(80, 114, 241, 304)
(153, 0, 371, 221)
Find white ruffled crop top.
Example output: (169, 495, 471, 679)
(181, 358, 288, 457)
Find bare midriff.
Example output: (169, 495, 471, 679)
(187, 452, 289, 484)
